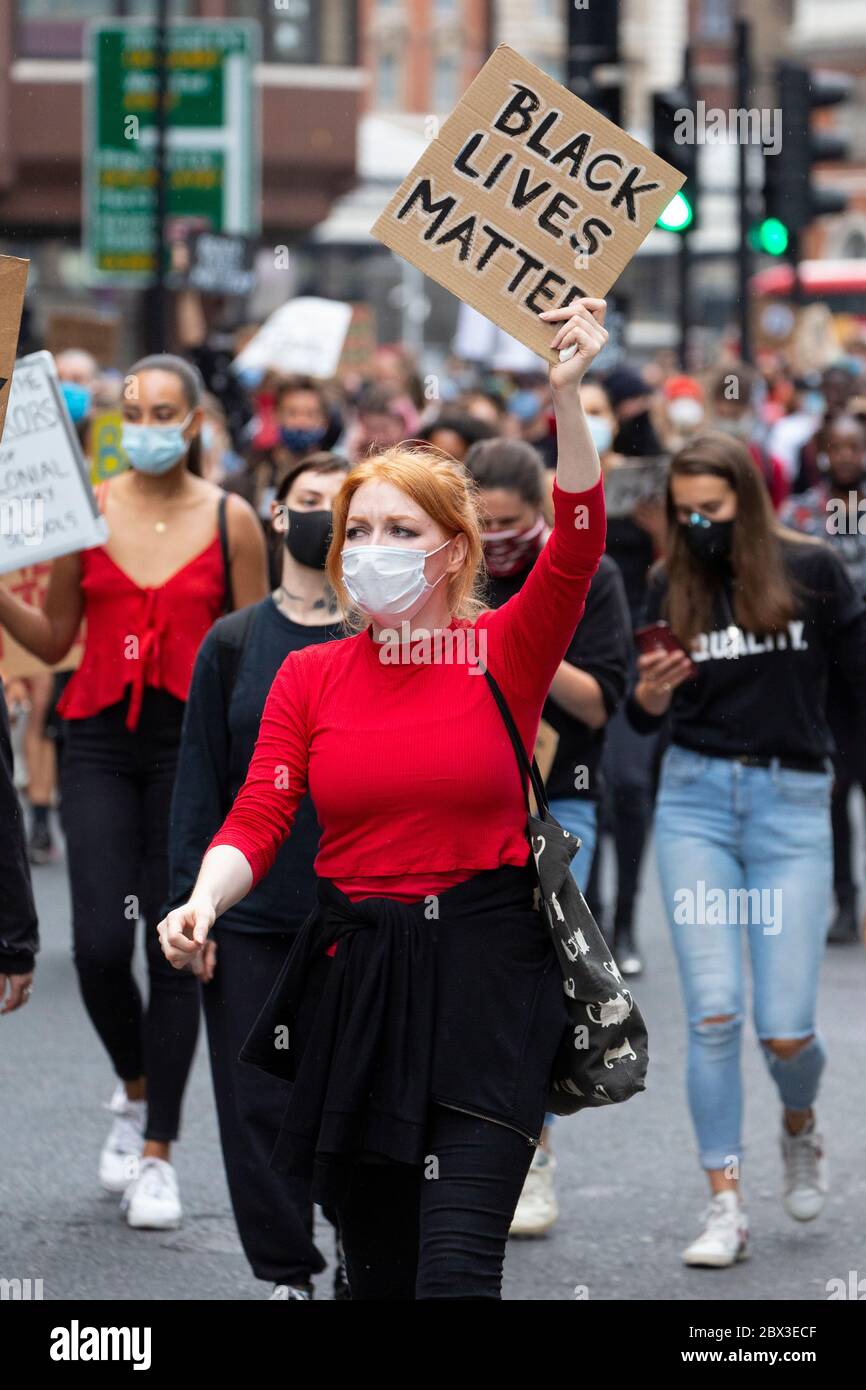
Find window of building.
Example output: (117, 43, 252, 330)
(696, 0, 734, 42)
(433, 54, 459, 109)
(18, 1, 189, 13)
(377, 50, 399, 108)
(16, 1, 192, 59)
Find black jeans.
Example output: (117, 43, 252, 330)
(335, 1106, 535, 1300)
(59, 691, 199, 1142)
(203, 928, 328, 1285)
(828, 686, 866, 905)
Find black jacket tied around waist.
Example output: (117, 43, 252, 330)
(239, 864, 566, 1206)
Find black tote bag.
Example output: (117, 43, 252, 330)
(483, 667, 649, 1115)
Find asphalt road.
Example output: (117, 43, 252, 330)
(2, 833, 865, 1302)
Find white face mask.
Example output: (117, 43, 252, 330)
(667, 397, 704, 429)
(341, 538, 452, 621)
(586, 413, 614, 455)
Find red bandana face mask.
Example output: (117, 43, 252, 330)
(481, 515, 547, 578)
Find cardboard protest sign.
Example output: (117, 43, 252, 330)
(0, 562, 84, 678)
(338, 304, 378, 376)
(0, 352, 108, 576)
(233, 297, 353, 380)
(372, 46, 685, 362)
(0, 255, 29, 443)
(45, 310, 120, 368)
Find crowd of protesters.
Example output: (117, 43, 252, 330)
(2, 300, 866, 1296)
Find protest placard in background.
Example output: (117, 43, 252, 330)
(0, 562, 84, 678)
(602, 457, 670, 520)
(372, 45, 684, 363)
(0, 351, 108, 576)
(45, 310, 120, 368)
(89, 411, 129, 484)
(233, 297, 353, 380)
(183, 232, 256, 297)
(0, 255, 29, 443)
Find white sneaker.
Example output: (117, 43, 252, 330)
(98, 1083, 145, 1193)
(509, 1149, 558, 1236)
(782, 1118, 828, 1222)
(121, 1157, 182, 1230)
(682, 1191, 749, 1267)
(270, 1284, 313, 1300)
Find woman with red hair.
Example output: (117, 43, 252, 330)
(158, 300, 609, 1300)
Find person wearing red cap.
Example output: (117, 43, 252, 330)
(660, 377, 706, 454)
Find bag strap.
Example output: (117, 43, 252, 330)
(215, 603, 257, 712)
(481, 666, 550, 818)
(217, 491, 234, 615)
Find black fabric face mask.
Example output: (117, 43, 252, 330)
(284, 508, 333, 570)
(679, 514, 734, 565)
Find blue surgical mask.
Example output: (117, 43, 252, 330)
(121, 413, 193, 475)
(508, 390, 542, 424)
(280, 425, 326, 455)
(802, 391, 826, 417)
(586, 413, 614, 455)
(61, 381, 92, 424)
(234, 364, 265, 391)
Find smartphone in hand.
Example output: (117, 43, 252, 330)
(633, 621, 698, 678)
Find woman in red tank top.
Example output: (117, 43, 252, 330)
(0, 354, 269, 1231)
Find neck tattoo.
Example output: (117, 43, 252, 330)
(277, 584, 337, 615)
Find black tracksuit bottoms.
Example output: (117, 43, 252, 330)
(203, 927, 328, 1286)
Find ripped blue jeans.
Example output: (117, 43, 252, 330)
(655, 746, 832, 1171)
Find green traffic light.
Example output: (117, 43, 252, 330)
(656, 191, 694, 233)
(756, 217, 789, 256)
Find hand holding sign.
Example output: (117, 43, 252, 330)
(541, 299, 609, 390)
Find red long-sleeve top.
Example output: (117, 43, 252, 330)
(208, 478, 605, 903)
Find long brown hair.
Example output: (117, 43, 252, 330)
(325, 444, 486, 629)
(664, 432, 801, 644)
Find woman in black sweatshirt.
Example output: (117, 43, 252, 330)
(628, 432, 866, 1270)
(167, 452, 348, 1301)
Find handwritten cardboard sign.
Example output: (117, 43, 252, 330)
(0, 255, 29, 442)
(0, 351, 108, 576)
(372, 45, 685, 362)
(45, 309, 120, 368)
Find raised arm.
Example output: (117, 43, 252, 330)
(480, 301, 608, 702)
(157, 647, 313, 971)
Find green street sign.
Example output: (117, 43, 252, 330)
(85, 20, 260, 285)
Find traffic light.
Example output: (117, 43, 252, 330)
(653, 90, 699, 233)
(753, 217, 789, 257)
(762, 63, 851, 245)
(566, 0, 621, 127)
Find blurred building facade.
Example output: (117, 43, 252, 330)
(3, 0, 866, 367)
(0, 0, 364, 357)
